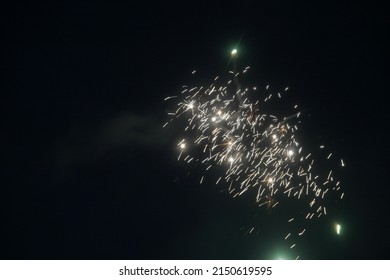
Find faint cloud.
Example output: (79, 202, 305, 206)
(56, 112, 174, 166)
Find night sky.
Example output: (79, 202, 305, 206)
(1, 1, 388, 259)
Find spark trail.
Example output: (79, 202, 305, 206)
(164, 50, 344, 258)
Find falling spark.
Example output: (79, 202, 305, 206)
(335, 224, 341, 235)
(164, 55, 344, 255)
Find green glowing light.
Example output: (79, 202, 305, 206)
(335, 223, 341, 235)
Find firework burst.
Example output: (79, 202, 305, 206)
(164, 50, 344, 258)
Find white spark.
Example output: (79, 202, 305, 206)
(164, 62, 344, 258)
(335, 224, 341, 235)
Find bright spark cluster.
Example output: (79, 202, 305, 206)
(164, 59, 344, 256)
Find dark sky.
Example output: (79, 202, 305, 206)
(1, 1, 388, 259)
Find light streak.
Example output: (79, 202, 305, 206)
(335, 223, 341, 235)
(164, 52, 344, 254)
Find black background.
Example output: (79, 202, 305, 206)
(1, 1, 388, 259)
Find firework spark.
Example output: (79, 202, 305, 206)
(164, 50, 344, 256)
